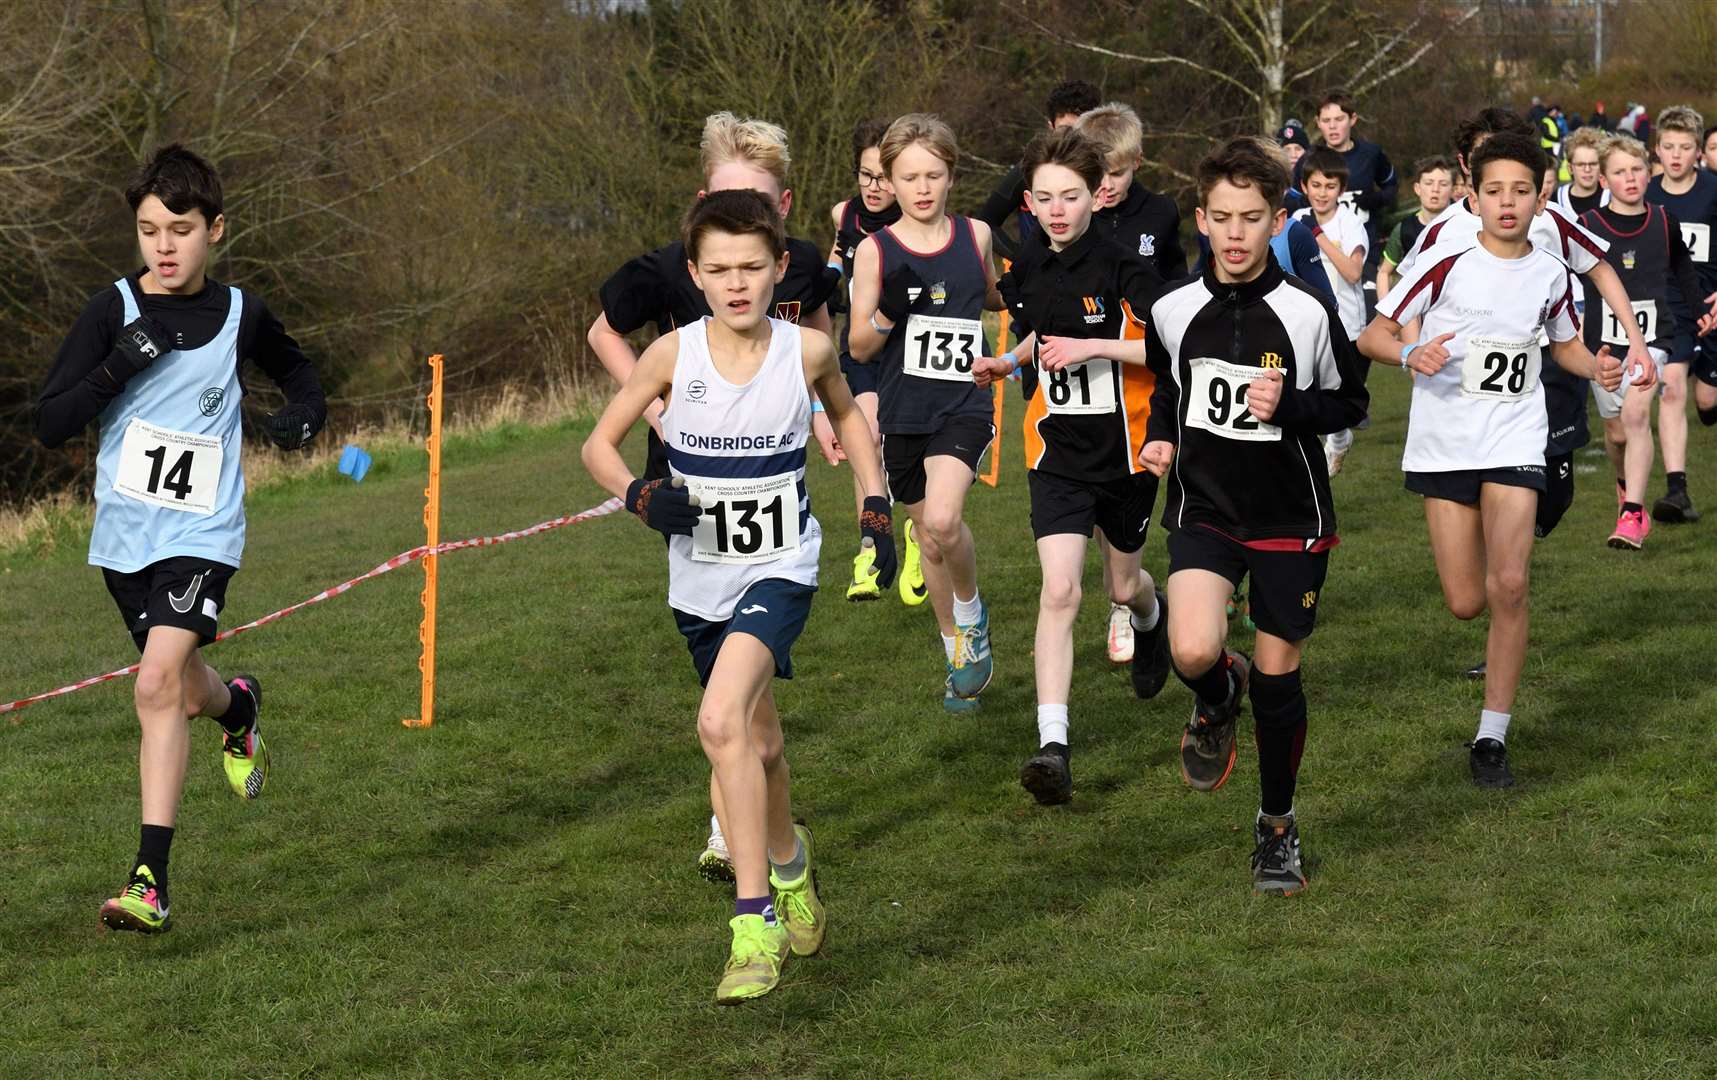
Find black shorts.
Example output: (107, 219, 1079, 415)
(881, 414, 994, 505)
(1166, 527, 1329, 642)
(103, 557, 237, 652)
(841, 353, 878, 396)
(642, 427, 671, 482)
(1405, 465, 1546, 505)
(1694, 334, 1717, 388)
(1028, 469, 1158, 553)
(1665, 332, 1697, 365)
(672, 578, 816, 688)
(1536, 452, 1575, 539)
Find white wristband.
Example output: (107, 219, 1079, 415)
(870, 312, 893, 335)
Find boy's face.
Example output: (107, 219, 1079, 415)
(1569, 146, 1600, 191)
(1095, 155, 1137, 209)
(886, 141, 954, 224)
(1028, 162, 1095, 249)
(1474, 158, 1542, 242)
(1050, 112, 1082, 130)
(1304, 170, 1343, 214)
(1316, 104, 1354, 149)
(136, 194, 223, 294)
(1600, 150, 1649, 206)
(1283, 142, 1306, 168)
(1704, 129, 1717, 171)
(1414, 168, 1453, 214)
(687, 231, 788, 332)
(1657, 130, 1698, 181)
(703, 162, 793, 221)
(855, 146, 895, 214)
(1195, 179, 1284, 283)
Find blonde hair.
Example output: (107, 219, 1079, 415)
(699, 111, 791, 186)
(1564, 126, 1606, 160)
(1599, 133, 1648, 171)
(1075, 102, 1144, 167)
(1657, 105, 1705, 140)
(880, 113, 959, 178)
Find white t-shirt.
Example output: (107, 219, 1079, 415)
(1293, 205, 1368, 339)
(1382, 236, 1581, 473)
(1397, 197, 1608, 280)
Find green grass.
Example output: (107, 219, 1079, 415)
(3, 374, 1716, 1078)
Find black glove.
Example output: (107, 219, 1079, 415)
(859, 495, 898, 588)
(626, 476, 701, 537)
(877, 266, 930, 325)
(107, 316, 174, 381)
(261, 404, 321, 450)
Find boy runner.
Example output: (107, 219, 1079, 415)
(827, 118, 915, 601)
(1292, 148, 1369, 476)
(1553, 128, 1610, 218)
(1377, 156, 1455, 298)
(582, 190, 896, 1004)
(34, 145, 326, 932)
(973, 127, 1169, 805)
(1140, 137, 1369, 895)
(1580, 133, 1714, 548)
(1299, 89, 1398, 288)
(1358, 132, 1635, 788)
(1646, 106, 1717, 495)
(848, 114, 1005, 713)
(976, 81, 1102, 261)
(586, 112, 841, 884)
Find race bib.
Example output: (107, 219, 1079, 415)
(902, 314, 981, 382)
(1461, 336, 1541, 401)
(1682, 222, 1711, 264)
(1597, 299, 1657, 346)
(1338, 190, 1370, 226)
(687, 472, 800, 565)
(1042, 351, 1118, 415)
(1184, 358, 1281, 442)
(113, 418, 222, 515)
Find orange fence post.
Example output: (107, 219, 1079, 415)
(403, 353, 444, 728)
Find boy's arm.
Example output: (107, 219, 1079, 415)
(1268, 303, 1370, 433)
(1665, 212, 1717, 335)
(1286, 222, 1335, 297)
(846, 237, 888, 362)
(246, 297, 329, 449)
(1143, 314, 1179, 446)
(1360, 148, 1398, 213)
(1582, 261, 1653, 373)
(580, 334, 678, 501)
(588, 250, 672, 435)
(35, 294, 126, 449)
(1312, 219, 1366, 283)
(805, 327, 898, 584)
(974, 165, 1026, 262)
(971, 219, 1006, 310)
(1159, 204, 1189, 277)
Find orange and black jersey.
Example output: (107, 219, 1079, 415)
(598, 237, 837, 335)
(1000, 228, 1164, 481)
(1145, 256, 1369, 544)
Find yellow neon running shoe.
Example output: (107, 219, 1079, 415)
(99, 864, 170, 934)
(714, 914, 790, 1005)
(846, 543, 881, 601)
(898, 519, 927, 605)
(770, 823, 825, 957)
(221, 675, 269, 800)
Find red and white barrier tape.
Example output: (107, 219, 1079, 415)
(1, 496, 624, 718)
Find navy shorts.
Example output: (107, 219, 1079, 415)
(841, 352, 878, 396)
(673, 578, 816, 688)
(1405, 465, 1546, 505)
(103, 557, 237, 652)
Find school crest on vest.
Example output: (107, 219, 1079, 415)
(1138, 233, 1156, 257)
(772, 300, 803, 323)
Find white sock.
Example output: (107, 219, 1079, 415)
(1130, 590, 1161, 632)
(953, 589, 983, 626)
(941, 634, 957, 662)
(1258, 806, 1294, 824)
(709, 814, 723, 840)
(1476, 709, 1511, 745)
(1327, 428, 1353, 452)
(1036, 704, 1070, 747)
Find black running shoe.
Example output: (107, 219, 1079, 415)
(1130, 590, 1171, 700)
(1468, 738, 1515, 789)
(1464, 660, 1487, 680)
(1019, 744, 1072, 805)
(1651, 489, 1700, 524)
(1251, 814, 1307, 896)
(1180, 652, 1249, 791)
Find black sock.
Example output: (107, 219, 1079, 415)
(1622, 501, 1644, 516)
(1699, 405, 1717, 427)
(1251, 669, 1307, 817)
(1177, 651, 1234, 707)
(1668, 471, 1687, 494)
(216, 679, 255, 735)
(136, 824, 173, 885)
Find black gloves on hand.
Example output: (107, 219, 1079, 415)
(626, 476, 702, 537)
(859, 494, 898, 588)
(261, 404, 321, 451)
(877, 266, 931, 325)
(108, 316, 174, 382)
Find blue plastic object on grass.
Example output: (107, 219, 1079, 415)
(338, 444, 372, 482)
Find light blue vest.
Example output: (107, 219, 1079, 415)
(90, 277, 246, 573)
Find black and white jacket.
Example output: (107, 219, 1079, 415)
(1145, 256, 1369, 545)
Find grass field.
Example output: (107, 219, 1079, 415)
(4, 370, 1717, 1078)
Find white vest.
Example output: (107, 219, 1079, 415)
(662, 318, 821, 620)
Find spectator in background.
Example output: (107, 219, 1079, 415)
(1592, 101, 1613, 131)
(1702, 125, 1717, 172)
